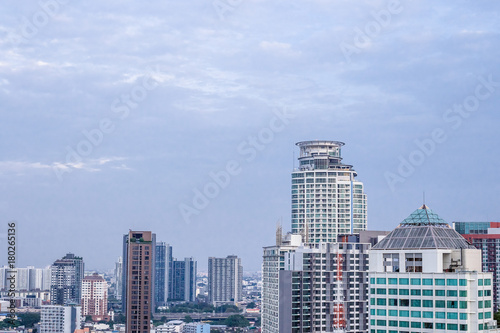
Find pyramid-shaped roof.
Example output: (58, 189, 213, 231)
(372, 205, 476, 250)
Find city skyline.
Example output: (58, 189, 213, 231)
(1, 1, 500, 272)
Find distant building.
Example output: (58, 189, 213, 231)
(454, 221, 500, 311)
(170, 258, 196, 302)
(155, 242, 173, 306)
(156, 320, 184, 332)
(208, 255, 242, 305)
(123, 231, 156, 333)
(369, 205, 497, 332)
(40, 304, 81, 333)
(183, 322, 210, 333)
(114, 257, 123, 300)
(81, 273, 108, 321)
(50, 253, 84, 305)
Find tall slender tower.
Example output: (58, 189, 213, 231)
(292, 140, 367, 243)
(123, 231, 156, 333)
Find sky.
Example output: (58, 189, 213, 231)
(0, 0, 499, 272)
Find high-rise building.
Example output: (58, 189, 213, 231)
(292, 140, 367, 243)
(278, 233, 388, 333)
(40, 305, 81, 333)
(369, 205, 497, 332)
(114, 257, 123, 301)
(155, 242, 172, 306)
(208, 255, 243, 305)
(454, 221, 500, 311)
(81, 273, 108, 321)
(50, 253, 84, 305)
(170, 257, 196, 302)
(262, 232, 302, 333)
(123, 231, 156, 333)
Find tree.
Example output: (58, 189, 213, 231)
(18, 313, 41, 328)
(225, 315, 249, 328)
(184, 315, 193, 323)
(85, 315, 92, 322)
(246, 302, 256, 309)
(495, 311, 500, 327)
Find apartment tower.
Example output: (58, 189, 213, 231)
(123, 231, 156, 333)
(292, 140, 367, 243)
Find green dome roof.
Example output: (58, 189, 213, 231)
(372, 205, 476, 250)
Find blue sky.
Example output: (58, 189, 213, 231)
(1, 0, 499, 271)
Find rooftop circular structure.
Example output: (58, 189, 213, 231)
(295, 140, 345, 147)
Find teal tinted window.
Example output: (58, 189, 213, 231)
(377, 288, 387, 295)
(447, 290, 457, 297)
(389, 320, 398, 327)
(411, 289, 421, 296)
(399, 310, 409, 317)
(436, 301, 445, 308)
(486, 311, 492, 319)
(459, 290, 467, 297)
(447, 324, 458, 330)
(479, 313, 484, 319)
(435, 279, 445, 285)
(411, 322, 421, 328)
(410, 278, 421, 285)
(459, 279, 467, 286)
(436, 312, 445, 319)
(479, 301, 483, 308)
(388, 289, 397, 295)
(423, 300, 432, 307)
(485, 279, 491, 286)
(411, 311, 421, 318)
(422, 290, 433, 296)
(485, 300, 492, 308)
(447, 279, 457, 286)
(371, 288, 376, 294)
(377, 298, 386, 306)
(435, 290, 445, 296)
(399, 289, 409, 295)
(422, 311, 433, 318)
(479, 324, 484, 330)
(399, 321, 409, 328)
(411, 300, 421, 307)
(371, 298, 375, 305)
(389, 299, 397, 306)
(436, 323, 445, 329)
(460, 313, 467, 320)
(370, 278, 375, 284)
(422, 278, 433, 285)
(447, 301, 458, 309)
(478, 279, 483, 286)
(377, 320, 386, 326)
(370, 309, 375, 315)
(399, 278, 409, 285)
(460, 324, 468, 331)
(389, 310, 397, 316)
(447, 312, 458, 319)
(377, 278, 387, 285)
(388, 278, 397, 285)
(377, 309, 386, 316)
(460, 301, 467, 309)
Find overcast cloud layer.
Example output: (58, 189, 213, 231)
(1, 0, 499, 271)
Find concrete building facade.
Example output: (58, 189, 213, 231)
(208, 255, 243, 305)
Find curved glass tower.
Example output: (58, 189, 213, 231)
(291, 140, 367, 243)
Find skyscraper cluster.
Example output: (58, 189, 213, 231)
(261, 140, 498, 333)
